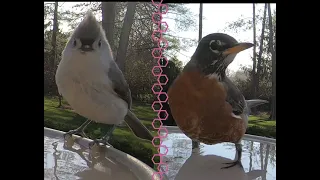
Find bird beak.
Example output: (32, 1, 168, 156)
(222, 42, 254, 56)
(80, 45, 94, 52)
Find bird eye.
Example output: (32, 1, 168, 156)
(209, 40, 222, 52)
(98, 40, 102, 47)
(73, 40, 77, 47)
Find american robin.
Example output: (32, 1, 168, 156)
(168, 33, 268, 169)
(55, 12, 153, 147)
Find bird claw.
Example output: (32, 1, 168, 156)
(89, 125, 115, 149)
(88, 138, 113, 149)
(221, 160, 243, 169)
(63, 129, 88, 139)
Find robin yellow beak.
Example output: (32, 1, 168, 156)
(222, 43, 254, 56)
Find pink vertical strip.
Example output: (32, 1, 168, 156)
(151, 1, 169, 179)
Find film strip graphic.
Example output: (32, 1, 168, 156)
(151, 0, 169, 179)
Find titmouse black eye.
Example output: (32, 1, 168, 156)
(73, 40, 77, 47)
(98, 40, 101, 47)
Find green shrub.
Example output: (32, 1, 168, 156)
(247, 125, 276, 138)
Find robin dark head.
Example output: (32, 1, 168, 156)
(188, 33, 254, 79)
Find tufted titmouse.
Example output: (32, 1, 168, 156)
(55, 12, 153, 147)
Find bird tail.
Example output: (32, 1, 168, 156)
(124, 110, 154, 141)
(244, 99, 269, 116)
(246, 99, 269, 109)
(243, 99, 269, 129)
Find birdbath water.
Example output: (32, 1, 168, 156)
(159, 126, 276, 180)
(44, 127, 162, 180)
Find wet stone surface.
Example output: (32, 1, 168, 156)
(44, 133, 139, 180)
(160, 133, 276, 180)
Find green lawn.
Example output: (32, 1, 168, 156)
(44, 96, 276, 168)
(247, 115, 276, 138)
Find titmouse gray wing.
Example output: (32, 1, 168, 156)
(108, 60, 153, 141)
(108, 60, 132, 109)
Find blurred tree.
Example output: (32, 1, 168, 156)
(224, 4, 276, 117)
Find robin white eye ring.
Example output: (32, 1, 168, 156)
(209, 40, 221, 52)
(210, 40, 222, 46)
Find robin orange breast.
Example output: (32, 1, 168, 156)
(168, 70, 246, 144)
(168, 33, 267, 169)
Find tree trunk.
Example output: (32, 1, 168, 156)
(51, 2, 62, 107)
(199, 4, 203, 43)
(115, 2, 137, 72)
(251, 3, 257, 100)
(256, 4, 267, 101)
(51, 2, 58, 71)
(192, 3, 203, 150)
(101, 2, 116, 51)
(268, 3, 276, 120)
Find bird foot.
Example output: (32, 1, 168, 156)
(221, 160, 243, 169)
(88, 138, 113, 149)
(89, 125, 115, 149)
(63, 129, 88, 139)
